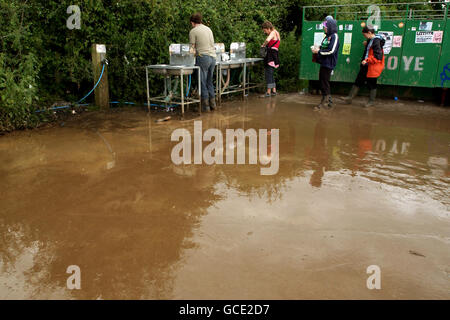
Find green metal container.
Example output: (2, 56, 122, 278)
(299, 2, 450, 89)
(436, 15, 450, 88)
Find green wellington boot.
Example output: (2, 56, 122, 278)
(364, 89, 377, 108)
(342, 85, 359, 104)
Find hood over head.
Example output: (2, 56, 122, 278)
(324, 15, 337, 35)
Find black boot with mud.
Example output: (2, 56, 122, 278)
(325, 95, 334, 109)
(202, 99, 211, 112)
(209, 98, 217, 111)
(342, 85, 359, 105)
(314, 95, 326, 111)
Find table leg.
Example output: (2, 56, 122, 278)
(164, 76, 168, 109)
(146, 67, 150, 112)
(219, 64, 222, 105)
(198, 66, 202, 115)
(215, 64, 219, 104)
(181, 73, 184, 116)
(243, 62, 247, 99)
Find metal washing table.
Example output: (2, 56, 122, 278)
(216, 58, 264, 105)
(145, 64, 202, 115)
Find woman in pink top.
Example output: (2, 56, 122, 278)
(261, 21, 280, 98)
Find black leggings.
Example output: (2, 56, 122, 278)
(319, 66, 332, 96)
(265, 65, 276, 89)
(355, 65, 378, 90)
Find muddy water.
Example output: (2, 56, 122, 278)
(0, 94, 449, 299)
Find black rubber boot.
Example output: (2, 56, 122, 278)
(202, 99, 210, 112)
(365, 89, 377, 107)
(314, 95, 326, 111)
(342, 85, 359, 104)
(209, 97, 216, 110)
(326, 95, 334, 109)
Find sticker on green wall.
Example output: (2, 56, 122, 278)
(379, 31, 393, 54)
(342, 33, 352, 55)
(433, 31, 443, 44)
(393, 35, 402, 47)
(419, 22, 433, 31)
(416, 31, 434, 44)
(314, 32, 325, 46)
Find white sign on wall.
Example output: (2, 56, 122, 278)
(415, 31, 435, 44)
(379, 31, 393, 54)
(313, 32, 325, 47)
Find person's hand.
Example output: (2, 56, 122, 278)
(361, 60, 367, 66)
(312, 48, 319, 54)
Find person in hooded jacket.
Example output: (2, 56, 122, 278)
(312, 16, 340, 110)
(342, 26, 385, 107)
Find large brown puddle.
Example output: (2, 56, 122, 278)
(0, 94, 449, 299)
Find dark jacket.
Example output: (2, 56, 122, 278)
(317, 16, 340, 70)
(363, 36, 385, 78)
(361, 36, 383, 62)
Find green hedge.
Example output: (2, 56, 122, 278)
(1, 0, 303, 131)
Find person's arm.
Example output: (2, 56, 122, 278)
(189, 30, 196, 54)
(262, 31, 275, 47)
(319, 33, 338, 56)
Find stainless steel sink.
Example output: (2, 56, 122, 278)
(147, 64, 195, 76)
(168, 66, 195, 75)
(218, 58, 263, 69)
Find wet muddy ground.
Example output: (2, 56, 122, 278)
(0, 93, 449, 299)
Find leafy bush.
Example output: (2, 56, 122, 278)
(277, 29, 301, 91)
(0, 1, 41, 131)
(2, 0, 306, 132)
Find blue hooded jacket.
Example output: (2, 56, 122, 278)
(317, 16, 340, 70)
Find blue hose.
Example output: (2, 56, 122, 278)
(36, 62, 188, 113)
(77, 64, 106, 104)
(35, 103, 89, 113)
(35, 64, 105, 113)
(110, 101, 136, 105)
(186, 74, 191, 98)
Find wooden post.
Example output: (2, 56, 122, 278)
(91, 44, 109, 109)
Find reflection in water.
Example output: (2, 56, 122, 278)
(348, 115, 373, 175)
(0, 95, 449, 299)
(306, 117, 328, 187)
